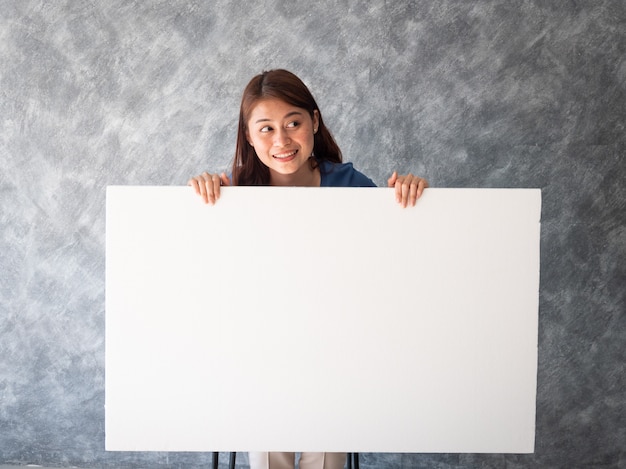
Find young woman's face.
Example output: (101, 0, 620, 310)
(246, 98, 319, 181)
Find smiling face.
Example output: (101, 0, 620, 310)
(246, 98, 320, 186)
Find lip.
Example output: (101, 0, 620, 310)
(272, 149, 298, 162)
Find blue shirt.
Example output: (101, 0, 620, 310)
(229, 160, 376, 187)
(318, 160, 377, 188)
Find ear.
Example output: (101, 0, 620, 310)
(313, 110, 320, 133)
(245, 130, 253, 147)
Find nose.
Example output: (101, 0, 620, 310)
(273, 128, 291, 146)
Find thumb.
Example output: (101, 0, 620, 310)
(387, 171, 398, 187)
(220, 173, 232, 186)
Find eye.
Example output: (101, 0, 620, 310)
(286, 120, 300, 128)
(260, 125, 272, 133)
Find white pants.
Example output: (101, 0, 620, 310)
(248, 452, 347, 469)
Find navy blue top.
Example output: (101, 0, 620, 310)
(318, 160, 377, 188)
(229, 160, 376, 187)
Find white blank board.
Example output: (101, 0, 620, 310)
(105, 186, 540, 453)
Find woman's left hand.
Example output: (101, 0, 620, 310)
(387, 172, 429, 207)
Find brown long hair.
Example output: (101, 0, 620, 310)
(232, 69, 342, 185)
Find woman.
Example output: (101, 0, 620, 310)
(188, 69, 428, 469)
(189, 69, 427, 205)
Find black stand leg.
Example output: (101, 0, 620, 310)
(347, 452, 360, 469)
(212, 450, 236, 468)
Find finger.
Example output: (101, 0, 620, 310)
(400, 178, 411, 208)
(394, 176, 405, 205)
(187, 177, 201, 195)
(387, 171, 398, 189)
(190, 177, 210, 204)
(405, 175, 424, 206)
(198, 172, 212, 204)
(409, 178, 419, 206)
(220, 172, 231, 187)
(416, 178, 428, 200)
(415, 178, 429, 201)
(210, 173, 221, 203)
(198, 172, 213, 204)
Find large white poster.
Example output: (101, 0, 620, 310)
(106, 186, 540, 453)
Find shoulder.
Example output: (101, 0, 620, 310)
(319, 160, 377, 187)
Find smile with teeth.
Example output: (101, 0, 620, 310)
(273, 149, 298, 160)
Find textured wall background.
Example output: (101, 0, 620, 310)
(1, 1, 624, 468)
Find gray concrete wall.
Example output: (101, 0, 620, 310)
(1, 1, 624, 468)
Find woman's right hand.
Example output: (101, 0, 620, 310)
(187, 172, 231, 204)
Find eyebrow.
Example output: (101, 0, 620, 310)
(254, 111, 304, 124)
